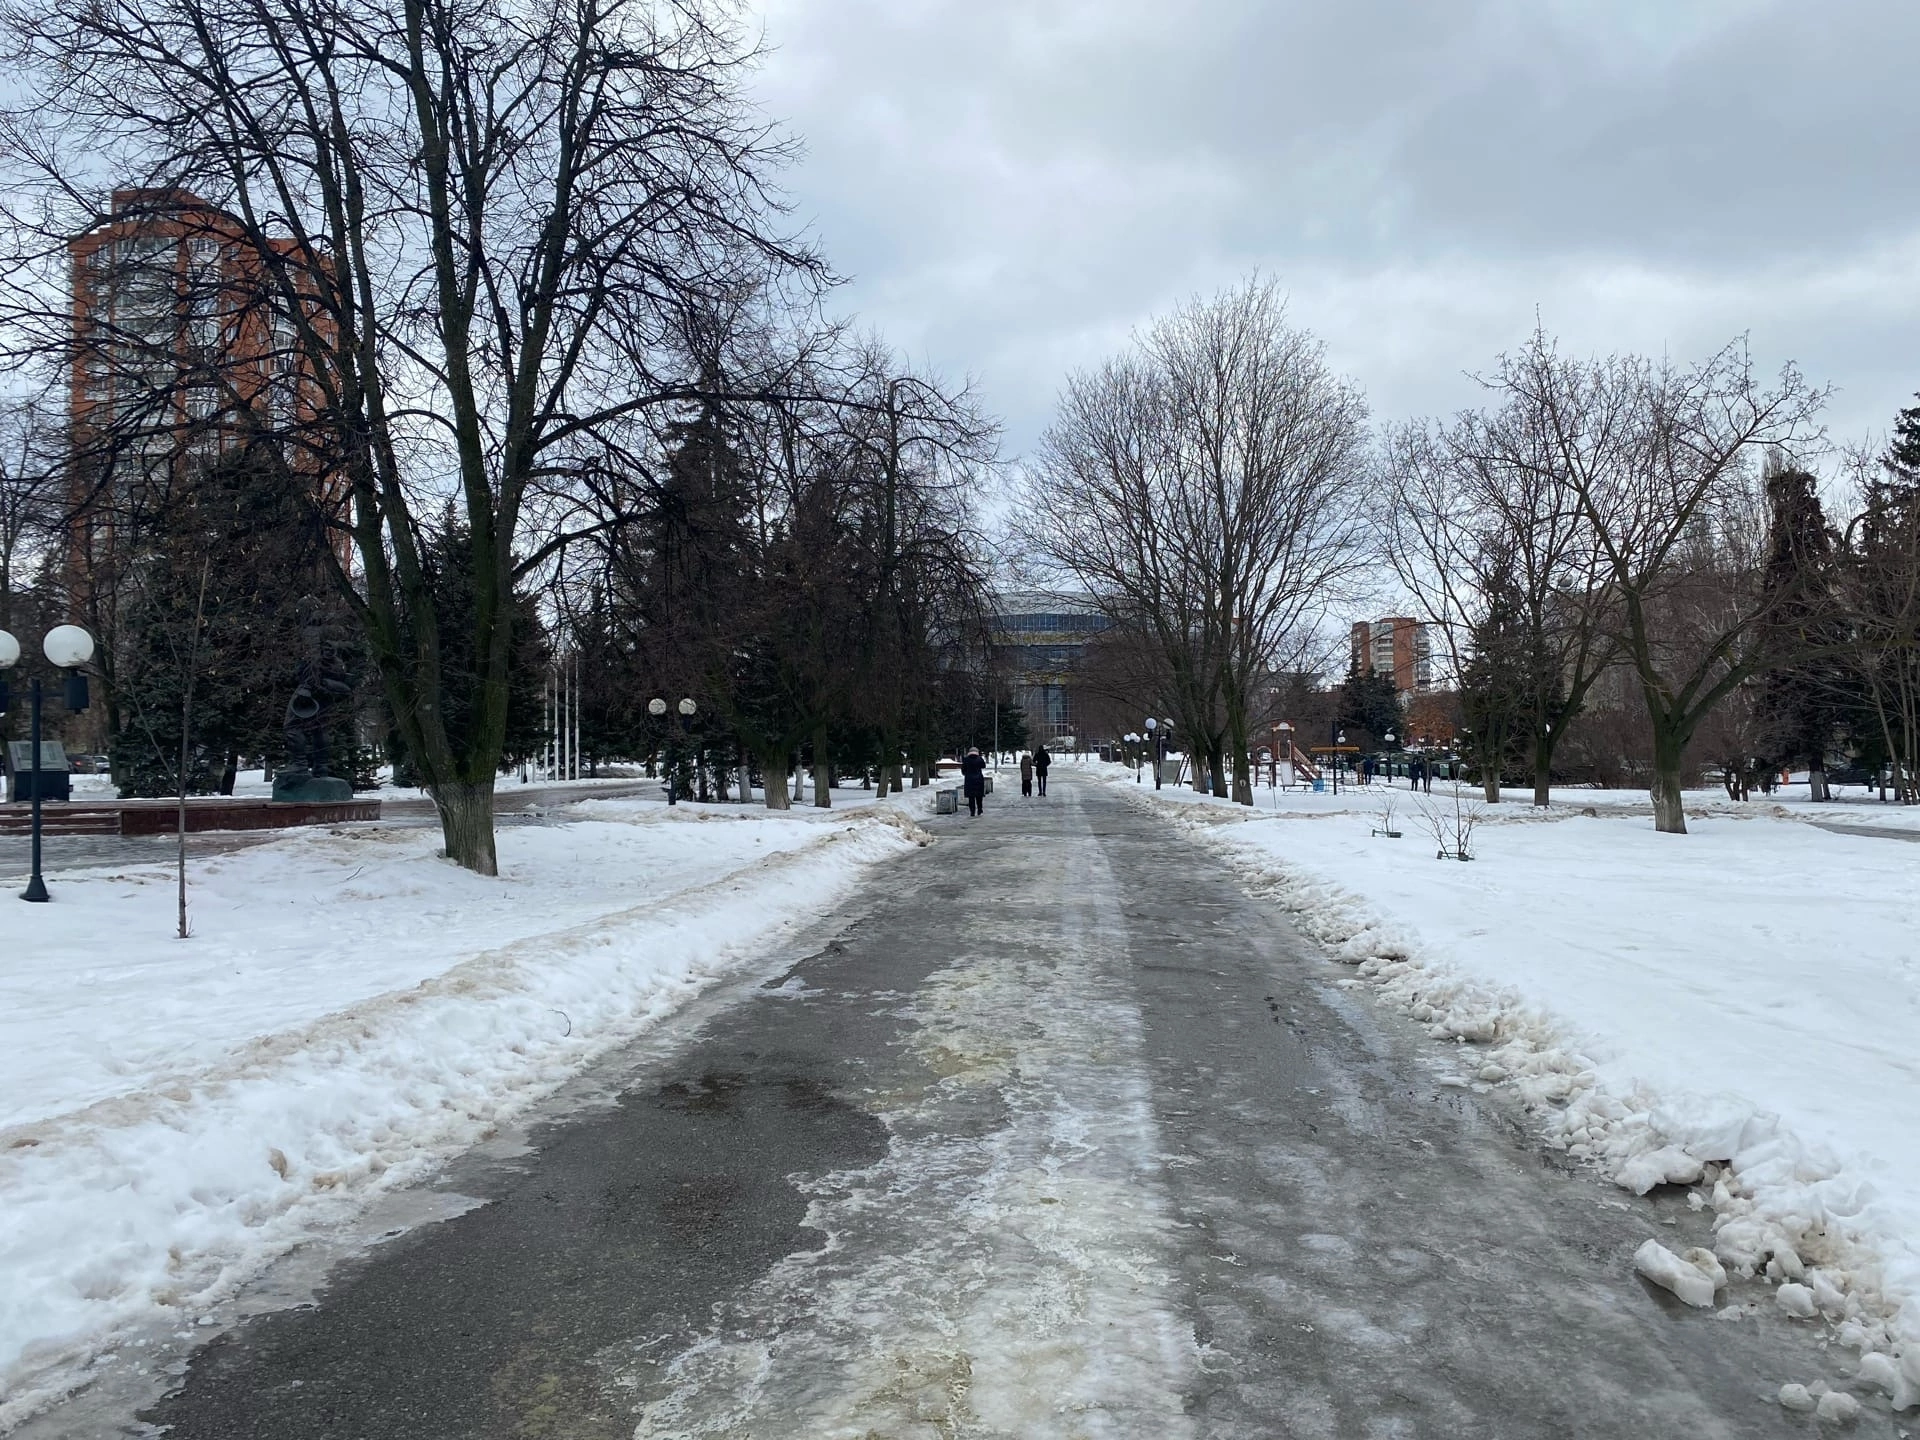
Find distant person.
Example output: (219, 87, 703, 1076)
(961, 748, 987, 817)
(1020, 751, 1034, 797)
(1033, 744, 1052, 796)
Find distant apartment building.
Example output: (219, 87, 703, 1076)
(1349, 616, 1433, 694)
(67, 188, 345, 579)
(992, 594, 1110, 743)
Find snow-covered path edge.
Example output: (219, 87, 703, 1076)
(0, 811, 926, 1429)
(1115, 783, 1920, 1413)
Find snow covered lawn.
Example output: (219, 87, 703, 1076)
(1102, 765, 1920, 1403)
(0, 798, 925, 1426)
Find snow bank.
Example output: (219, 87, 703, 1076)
(1108, 773, 1920, 1400)
(0, 803, 923, 1427)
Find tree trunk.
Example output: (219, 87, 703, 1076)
(434, 779, 499, 874)
(761, 751, 791, 810)
(1649, 726, 1688, 835)
(1231, 746, 1253, 806)
(1530, 731, 1554, 808)
(812, 727, 831, 808)
(1209, 744, 1228, 798)
(737, 745, 752, 805)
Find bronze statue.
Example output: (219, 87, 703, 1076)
(272, 597, 355, 803)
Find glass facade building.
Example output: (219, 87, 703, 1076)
(992, 597, 1110, 744)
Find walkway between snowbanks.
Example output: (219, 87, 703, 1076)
(0, 800, 926, 1428)
(1101, 767, 1920, 1412)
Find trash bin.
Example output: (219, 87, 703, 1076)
(6, 741, 72, 803)
(936, 787, 959, 815)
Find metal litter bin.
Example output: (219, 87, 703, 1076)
(936, 787, 959, 815)
(6, 740, 72, 803)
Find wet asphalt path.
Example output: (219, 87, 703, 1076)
(41, 776, 1891, 1438)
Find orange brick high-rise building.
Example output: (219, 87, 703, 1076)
(1349, 616, 1433, 695)
(67, 188, 347, 581)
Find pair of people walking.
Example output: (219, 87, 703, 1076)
(1019, 745, 1051, 798)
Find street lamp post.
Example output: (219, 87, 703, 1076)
(0, 624, 97, 903)
(648, 696, 698, 804)
(1145, 717, 1162, 789)
(1384, 729, 1398, 788)
(1124, 732, 1140, 782)
(1277, 721, 1293, 788)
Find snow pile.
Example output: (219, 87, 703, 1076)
(1110, 775, 1920, 1406)
(1633, 1239, 1724, 1308)
(0, 803, 922, 1427)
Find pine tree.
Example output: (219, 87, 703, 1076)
(390, 511, 551, 783)
(1337, 662, 1402, 750)
(1835, 414, 1920, 801)
(1753, 462, 1845, 798)
(111, 446, 365, 797)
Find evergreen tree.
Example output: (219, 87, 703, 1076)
(1834, 415, 1920, 801)
(1457, 581, 1532, 801)
(111, 446, 365, 797)
(1887, 394, 1920, 480)
(1337, 662, 1402, 750)
(391, 511, 551, 783)
(1753, 462, 1845, 798)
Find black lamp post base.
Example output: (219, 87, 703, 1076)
(21, 874, 49, 902)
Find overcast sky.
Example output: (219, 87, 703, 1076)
(748, 0, 1920, 469)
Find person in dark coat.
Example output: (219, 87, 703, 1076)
(960, 748, 987, 816)
(1033, 744, 1052, 796)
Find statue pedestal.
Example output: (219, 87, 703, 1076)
(272, 773, 354, 804)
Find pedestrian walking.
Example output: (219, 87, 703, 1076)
(961, 748, 988, 817)
(1020, 751, 1034, 797)
(1033, 744, 1051, 797)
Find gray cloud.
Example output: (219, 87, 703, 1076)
(749, 0, 1920, 460)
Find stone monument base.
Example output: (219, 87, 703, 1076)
(272, 773, 355, 803)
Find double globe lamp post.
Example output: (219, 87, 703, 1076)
(0, 623, 97, 902)
(648, 695, 697, 804)
(1145, 716, 1173, 790)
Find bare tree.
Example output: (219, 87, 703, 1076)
(1382, 334, 1615, 807)
(1509, 337, 1823, 833)
(1024, 278, 1371, 805)
(2, 0, 820, 871)
(0, 395, 59, 638)
(1835, 448, 1920, 802)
